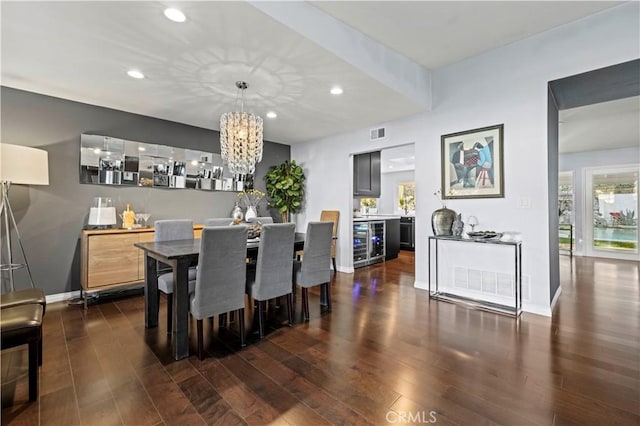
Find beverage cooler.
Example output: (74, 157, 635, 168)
(353, 221, 385, 268)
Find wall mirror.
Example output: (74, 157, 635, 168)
(80, 134, 248, 191)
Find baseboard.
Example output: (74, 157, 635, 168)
(522, 303, 552, 317)
(550, 286, 562, 313)
(46, 290, 81, 304)
(414, 280, 428, 290)
(337, 266, 354, 274)
(413, 280, 551, 317)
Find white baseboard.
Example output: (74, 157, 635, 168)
(413, 280, 551, 317)
(414, 280, 428, 290)
(522, 303, 552, 317)
(337, 266, 354, 274)
(46, 290, 81, 304)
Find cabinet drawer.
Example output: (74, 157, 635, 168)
(88, 234, 140, 288)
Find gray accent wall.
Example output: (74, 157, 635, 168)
(547, 86, 561, 306)
(1, 86, 290, 296)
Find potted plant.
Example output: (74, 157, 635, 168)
(265, 160, 305, 223)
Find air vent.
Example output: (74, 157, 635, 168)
(370, 127, 386, 141)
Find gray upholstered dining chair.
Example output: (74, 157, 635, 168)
(188, 226, 248, 359)
(154, 219, 197, 334)
(204, 217, 233, 227)
(256, 216, 273, 224)
(294, 221, 333, 321)
(245, 223, 295, 338)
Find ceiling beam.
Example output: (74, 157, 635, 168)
(248, 1, 432, 111)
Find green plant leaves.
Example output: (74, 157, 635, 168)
(265, 160, 306, 219)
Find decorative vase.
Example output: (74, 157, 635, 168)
(245, 206, 257, 222)
(431, 207, 457, 236)
(451, 213, 464, 237)
(231, 201, 243, 222)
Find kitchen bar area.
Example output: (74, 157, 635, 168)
(352, 144, 414, 269)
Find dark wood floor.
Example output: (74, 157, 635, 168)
(2, 252, 639, 425)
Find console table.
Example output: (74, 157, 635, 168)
(80, 225, 203, 309)
(428, 235, 522, 316)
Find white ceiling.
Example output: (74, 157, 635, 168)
(0, 1, 625, 146)
(559, 96, 640, 154)
(381, 144, 415, 173)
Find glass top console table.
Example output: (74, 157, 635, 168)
(428, 235, 523, 317)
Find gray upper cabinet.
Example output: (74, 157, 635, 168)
(353, 151, 381, 197)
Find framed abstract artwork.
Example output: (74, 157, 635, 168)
(441, 124, 504, 199)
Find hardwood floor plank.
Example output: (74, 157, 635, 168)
(78, 398, 123, 426)
(195, 360, 280, 423)
(238, 346, 368, 426)
(39, 386, 80, 426)
(111, 378, 161, 426)
(136, 364, 205, 425)
(220, 355, 331, 425)
(176, 373, 223, 421)
(164, 359, 199, 383)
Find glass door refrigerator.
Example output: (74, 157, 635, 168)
(353, 221, 385, 268)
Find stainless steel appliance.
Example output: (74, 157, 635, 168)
(400, 216, 415, 250)
(353, 221, 385, 268)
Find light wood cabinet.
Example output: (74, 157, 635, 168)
(81, 226, 203, 293)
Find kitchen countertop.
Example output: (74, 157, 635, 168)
(353, 215, 401, 222)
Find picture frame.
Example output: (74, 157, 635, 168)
(441, 124, 504, 199)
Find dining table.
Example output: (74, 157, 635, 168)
(135, 233, 305, 360)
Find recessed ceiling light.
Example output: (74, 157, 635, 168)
(164, 8, 186, 22)
(93, 148, 101, 154)
(138, 146, 146, 152)
(266, 111, 277, 119)
(330, 86, 343, 95)
(127, 70, 145, 79)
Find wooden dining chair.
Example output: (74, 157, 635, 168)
(154, 219, 197, 334)
(188, 226, 248, 359)
(294, 221, 333, 321)
(245, 223, 295, 338)
(320, 210, 340, 273)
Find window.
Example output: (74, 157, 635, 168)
(398, 182, 415, 214)
(558, 172, 574, 253)
(588, 168, 638, 253)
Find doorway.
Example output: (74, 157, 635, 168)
(549, 59, 640, 309)
(584, 166, 639, 260)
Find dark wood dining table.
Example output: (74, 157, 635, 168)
(135, 233, 305, 360)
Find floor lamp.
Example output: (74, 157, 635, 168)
(0, 143, 49, 292)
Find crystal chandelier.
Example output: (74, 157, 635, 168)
(219, 81, 263, 176)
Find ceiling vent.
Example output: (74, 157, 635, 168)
(370, 127, 386, 141)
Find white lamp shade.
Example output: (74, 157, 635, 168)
(0, 143, 49, 185)
(88, 207, 117, 226)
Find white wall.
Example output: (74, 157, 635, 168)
(559, 146, 640, 255)
(292, 3, 640, 315)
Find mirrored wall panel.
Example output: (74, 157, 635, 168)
(80, 134, 249, 191)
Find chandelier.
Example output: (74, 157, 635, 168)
(219, 81, 263, 176)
